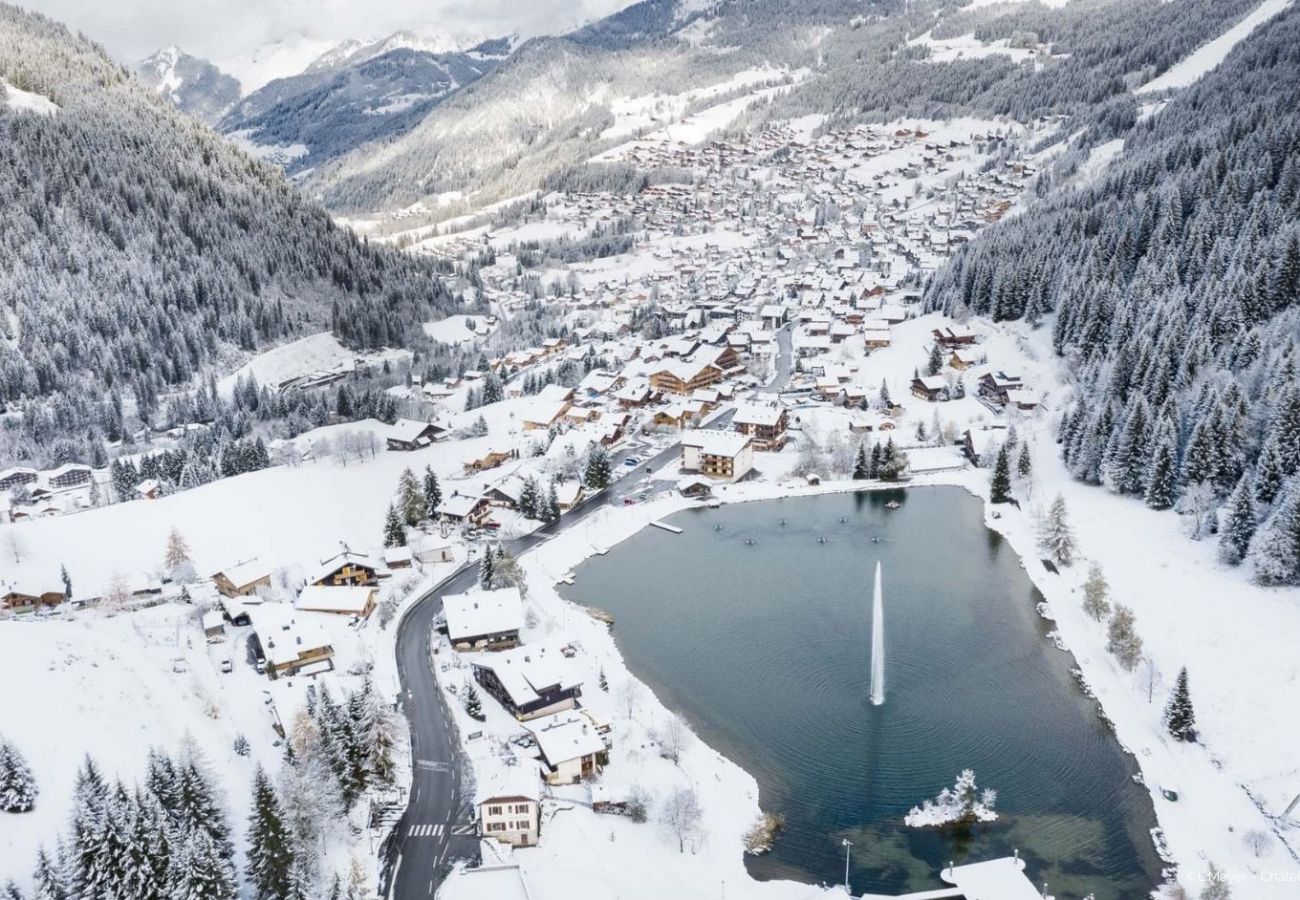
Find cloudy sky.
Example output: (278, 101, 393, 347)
(22, 0, 634, 66)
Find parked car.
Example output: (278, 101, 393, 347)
(220, 658, 233, 674)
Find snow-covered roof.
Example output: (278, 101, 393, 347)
(474, 769, 540, 806)
(294, 584, 375, 615)
(441, 492, 485, 518)
(214, 558, 272, 589)
(388, 418, 437, 444)
(444, 587, 524, 642)
(682, 429, 751, 458)
(527, 710, 606, 767)
(472, 642, 582, 709)
(308, 550, 375, 585)
(732, 404, 784, 427)
(248, 604, 331, 667)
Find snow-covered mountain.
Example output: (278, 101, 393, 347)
(133, 46, 241, 124)
(305, 26, 507, 73)
(218, 37, 516, 175)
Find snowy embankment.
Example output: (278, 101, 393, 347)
(1, 77, 58, 116)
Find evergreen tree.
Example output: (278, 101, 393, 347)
(1038, 494, 1076, 566)
(422, 466, 442, 519)
(30, 847, 68, 900)
(396, 468, 424, 527)
(246, 767, 295, 900)
(382, 504, 406, 549)
(479, 549, 495, 590)
(164, 528, 192, 571)
(878, 438, 908, 482)
(481, 372, 504, 405)
(925, 343, 944, 377)
(463, 684, 484, 721)
(1218, 473, 1256, 565)
(584, 445, 612, 490)
(852, 443, 869, 480)
(0, 738, 37, 812)
(173, 828, 237, 900)
(356, 679, 398, 786)
(1248, 479, 1300, 585)
(1017, 443, 1032, 481)
(1082, 563, 1111, 622)
(59, 565, 73, 604)
(1144, 420, 1179, 510)
(1106, 604, 1144, 673)
(518, 477, 541, 520)
(1163, 667, 1196, 742)
(543, 482, 562, 524)
(989, 445, 1012, 504)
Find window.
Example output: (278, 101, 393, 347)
(513, 803, 530, 814)
(488, 805, 502, 815)
(516, 820, 531, 831)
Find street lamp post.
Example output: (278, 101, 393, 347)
(841, 838, 852, 893)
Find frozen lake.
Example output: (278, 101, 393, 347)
(562, 487, 1162, 899)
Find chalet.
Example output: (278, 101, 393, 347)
(476, 772, 541, 848)
(472, 642, 583, 721)
(521, 399, 572, 431)
(1006, 389, 1040, 411)
(0, 468, 38, 491)
(910, 376, 949, 402)
(527, 711, 608, 785)
(552, 481, 584, 512)
(652, 400, 706, 430)
(309, 550, 378, 587)
(613, 380, 653, 409)
(440, 492, 492, 527)
(978, 371, 1025, 405)
(863, 329, 891, 349)
(48, 463, 92, 489)
(681, 430, 754, 482)
(134, 479, 161, 500)
(962, 425, 1010, 466)
(386, 419, 445, 451)
(732, 404, 789, 451)
(249, 605, 334, 678)
(483, 475, 527, 509)
(677, 476, 714, 499)
(932, 326, 978, 348)
(212, 559, 273, 598)
(463, 446, 519, 474)
(1, 588, 65, 612)
(649, 361, 722, 396)
(445, 587, 524, 651)
(295, 584, 377, 618)
(948, 349, 980, 370)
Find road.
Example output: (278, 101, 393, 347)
(381, 433, 696, 898)
(379, 333, 793, 897)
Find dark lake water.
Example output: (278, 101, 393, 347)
(561, 487, 1162, 899)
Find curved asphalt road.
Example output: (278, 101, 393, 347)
(381, 333, 791, 898)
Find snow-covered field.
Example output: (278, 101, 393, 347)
(216, 331, 411, 397)
(422, 314, 498, 346)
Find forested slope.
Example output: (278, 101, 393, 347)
(0, 5, 453, 459)
(926, 4, 1300, 582)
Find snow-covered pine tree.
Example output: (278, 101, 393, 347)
(1163, 667, 1196, 742)
(1017, 443, 1032, 481)
(356, 679, 398, 786)
(852, 443, 869, 480)
(1106, 604, 1144, 673)
(1082, 563, 1111, 622)
(173, 753, 235, 863)
(479, 549, 495, 590)
(173, 828, 237, 900)
(1142, 419, 1179, 511)
(925, 343, 943, 377)
(246, 767, 295, 900)
(584, 445, 612, 490)
(397, 468, 424, 527)
(1247, 478, 1300, 585)
(1218, 473, 1256, 565)
(989, 445, 1012, 504)
(121, 789, 172, 900)
(0, 738, 37, 812)
(59, 565, 73, 604)
(543, 482, 561, 524)
(464, 684, 484, 721)
(30, 846, 68, 900)
(1038, 494, 1076, 566)
(422, 465, 442, 519)
(383, 504, 406, 549)
(518, 477, 540, 519)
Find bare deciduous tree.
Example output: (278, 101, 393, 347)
(1243, 829, 1271, 858)
(618, 679, 643, 721)
(657, 716, 690, 765)
(660, 786, 702, 853)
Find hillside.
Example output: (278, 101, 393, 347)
(0, 4, 454, 466)
(134, 46, 241, 124)
(925, 2, 1300, 583)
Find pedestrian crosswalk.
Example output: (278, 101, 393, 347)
(408, 822, 478, 838)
